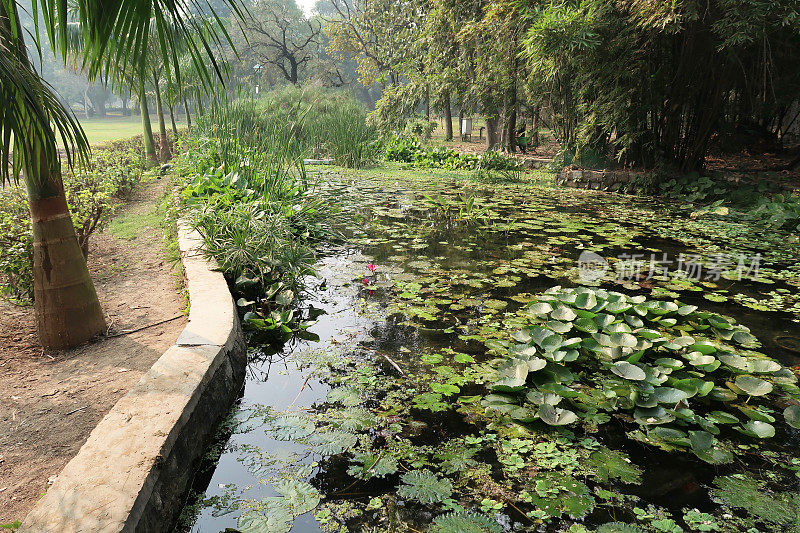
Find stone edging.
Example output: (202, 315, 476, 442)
(555, 167, 650, 192)
(20, 224, 246, 533)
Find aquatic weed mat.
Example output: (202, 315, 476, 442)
(183, 168, 800, 533)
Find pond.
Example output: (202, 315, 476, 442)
(178, 167, 800, 533)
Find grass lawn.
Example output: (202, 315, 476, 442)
(74, 114, 186, 146)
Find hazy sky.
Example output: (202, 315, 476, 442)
(297, 0, 316, 15)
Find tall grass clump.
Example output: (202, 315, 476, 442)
(179, 95, 340, 343)
(258, 86, 379, 168)
(316, 99, 380, 168)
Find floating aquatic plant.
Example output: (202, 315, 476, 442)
(484, 286, 800, 463)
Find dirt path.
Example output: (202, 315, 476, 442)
(0, 177, 187, 524)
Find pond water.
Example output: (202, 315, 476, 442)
(179, 169, 800, 533)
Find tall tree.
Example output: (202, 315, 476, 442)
(0, 0, 243, 349)
(325, 0, 420, 87)
(521, 0, 800, 170)
(241, 0, 323, 85)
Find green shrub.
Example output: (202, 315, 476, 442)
(0, 141, 147, 301)
(384, 135, 425, 163)
(0, 186, 33, 301)
(659, 173, 800, 232)
(181, 98, 339, 343)
(384, 134, 522, 171)
(66, 172, 121, 258)
(405, 117, 437, 139)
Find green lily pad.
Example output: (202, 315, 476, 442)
(706, 411, 739, 424)
(650, 426, 690, 446)
(652, 387, 689, 404)
(783, 405, 800, 429)
(735, 375, 773, 397)
(736, 420, 775, 438)
(538, 404, 579, 426)
(528, 302, 554, 316)
(611, 361, 646, 381)
(748, 359, 782, 374)
(719, 354, 751, 372)
(610, 332, 638, 348)
(736, 405, 776, 422)
(551, 305, 577, 322)
(574, 317, 599, 333)
(492, 359, 529, 392)
(634, 406, 675, 425)
(689, 341, 717, 355)
(732, 330, 759, 346)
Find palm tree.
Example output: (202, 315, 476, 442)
(0, 0, 244, 349)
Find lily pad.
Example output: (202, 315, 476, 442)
(784, 405, 800, 429)
(611, 361, 646, 381)
(528, 302, 554, 316)
(735, 375, 773, 397)
(538, 404, 579, 426)
(736, 420, 776, 438)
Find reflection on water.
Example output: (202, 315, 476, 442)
(181, 173, 800, 532)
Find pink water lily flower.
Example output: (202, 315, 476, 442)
(367, 263, 377, 273)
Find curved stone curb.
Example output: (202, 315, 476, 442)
(20, 224, 246, 533)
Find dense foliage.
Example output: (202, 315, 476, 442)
(0, 138, 147, 301)
(325, 0, 800, 170)
(522, 0, 800, 170)
(385, 135, 522, 171)
(179, 93, 342, 344)
(659, 173, 800, 231)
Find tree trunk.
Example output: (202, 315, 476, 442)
(139, 83, 158, 162)
(443, 90, 453, 141)
(531, 105, 540, 148)
(3, 6, 106, 349)
(168, 100, 178, 137)
(89, 88, 107, 118)
(485, 115, 501, 149)
(425, 86, 431, 123)
(152, 75, 172, 161)
(83, 89, 91, 118)
(29, 178, 107, 349)
(501, 69, 518, 153)
(183, 97, 192, 129)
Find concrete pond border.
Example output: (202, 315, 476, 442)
(20, 224, 246, 533)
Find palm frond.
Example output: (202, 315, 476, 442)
(0, 2, 88, 187)
(36, 0, 247, 93)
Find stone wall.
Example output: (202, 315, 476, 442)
(555, 167, 651, 193)
(20, 226, 246, 533)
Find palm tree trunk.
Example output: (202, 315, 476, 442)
(152, 74, 172, 161)
(139, 83, 157, 162)
(3, 5, 106, 349)
(28, 169, 107, 349)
